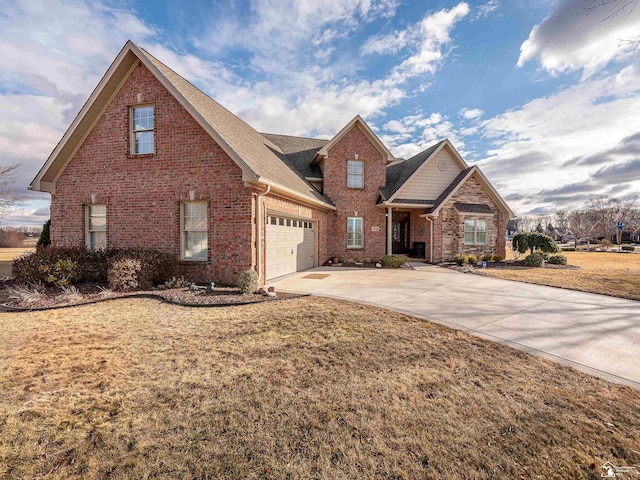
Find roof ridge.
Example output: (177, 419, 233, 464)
(138, 45, 285, 154)
(262, 132, 329, 142)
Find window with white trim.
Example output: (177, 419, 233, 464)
(181, 201, 208, 261)
(347, 217, 363, 248)
(131, 105, 154, 154)
(86, 204, 106, 250)
(464, 219, 487, 245)
(347, 160, 364, 188)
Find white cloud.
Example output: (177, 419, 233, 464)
(474, 0, 500, 19)
(459, 107, 483, 119)
(363, 2, 470, 85)
(518, 0, 640, 78)
(476, 65, 640, 214)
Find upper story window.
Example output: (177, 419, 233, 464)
(131, 105, 154, 154)
(86, 204, 106, 250)
(464, 219, 487, 245)
(347, 160, 364, 189)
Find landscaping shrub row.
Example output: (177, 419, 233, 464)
(12, 247, 175, 291)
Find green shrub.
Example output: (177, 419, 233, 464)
(380, 255, 410, 268)
(452, 253, 467, 266)
(561, 246, 576, 252)
(548, 254, 567, 265)
(622, 245, 635, 252)
(237, 269, 259, 294)
(36, 220, 51, 249)
(512, 232, 559, 255)
(39, 258, 78, 287)
(524, 252, 545, 267)
(467, 255, 477, 265)
(492, 254, 504, 262)
(480, 254, 493, 262)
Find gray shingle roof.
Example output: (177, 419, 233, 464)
(453, 202, 493, 214)
(261, 133, 327, 179)
(138, 47, 330, 206)
(424, 167, 475, 214)
(380, 141, 445, 200)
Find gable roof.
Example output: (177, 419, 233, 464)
(454, 202, 494, 214)
(262, 133, 327, 179)
(380, 140, 445, 200)
(30, 41, 334, 210)
(316, 115, 395, 163)
(422, 166, 515, 218)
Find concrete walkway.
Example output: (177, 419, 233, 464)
(271, 265, 640, 389)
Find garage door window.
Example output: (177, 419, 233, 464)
(181, 201, 208, 261)
(347, 217, 363, 248)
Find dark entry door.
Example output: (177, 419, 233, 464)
(392, 212, 411, 255)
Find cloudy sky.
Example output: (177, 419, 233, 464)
(1, 0, 640, 226)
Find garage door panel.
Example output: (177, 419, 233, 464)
(266, 215, 315, 280)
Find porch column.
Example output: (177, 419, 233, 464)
(386, 206, 393, 255)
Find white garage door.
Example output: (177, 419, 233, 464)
(266, 215, 315, 280)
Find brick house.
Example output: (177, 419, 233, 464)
(30, 41, 514, 285)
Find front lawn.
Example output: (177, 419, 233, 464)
(1, 297, 638, 479)
(479, 251, 640, 300)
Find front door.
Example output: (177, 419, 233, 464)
(392, 211, 411, 255)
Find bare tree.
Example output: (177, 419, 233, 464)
(578, 0, 640, 50)
(568, 210, 596, 249)
(0, 164, 22, 224)
(587, 195, 616, 240)
(555, 209, 569, 230)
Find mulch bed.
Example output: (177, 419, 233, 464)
(0, 281, 301, 311)
(442, 261, 580, 273)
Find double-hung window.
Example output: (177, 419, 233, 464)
(464, 219, 487, 245)
(347, 217, 363, 248)
(131, 105, 154, 154)
(86, 204, 106, 250)
(347, 160, 364, 188)
(181, 201, 208, 261)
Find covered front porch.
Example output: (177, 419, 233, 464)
(384, 207, 434, 261)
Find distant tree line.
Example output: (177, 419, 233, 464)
(512, 194, 640, 249)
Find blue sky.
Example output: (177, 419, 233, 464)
(1, 0, 640, 226)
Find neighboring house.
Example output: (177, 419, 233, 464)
(30, 41, 514, 285)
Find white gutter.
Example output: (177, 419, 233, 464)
(255, 184, 270, 283)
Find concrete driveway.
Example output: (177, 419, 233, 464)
(271, 264, 640, 389)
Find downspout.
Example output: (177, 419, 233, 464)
(255, 185, 271, 283)
(426, 216, 434, 263)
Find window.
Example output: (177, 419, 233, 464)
(131, 105, 154, 154)
(347, 217, 363, 248)
(181, 201, 208, 261)
(86, 204, 106, 250)
(347, 160, 364, 188)
(464, 219, 487, 245)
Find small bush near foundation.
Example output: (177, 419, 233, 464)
(380, 255, 410, 268)
(480, 254, 493, 262)
(108, 258, 144, 291)
(524, 252, 545, 267)
(452, 253, 467, 266)
(548, 254, 567, 265)
(492, 254, 504, 262)
(39, 258, 78, 287)
(467, 255, 478, 265)
(161, 276, 192, 289)
(107, 250, 175, 291)
(237, 270, 259, 294)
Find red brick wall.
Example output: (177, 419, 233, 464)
(322, 124, 387, 261)
(51, 62, 252, 285)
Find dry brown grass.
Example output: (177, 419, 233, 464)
(481, 250, 640, 300)
(1, 297, 639, 479)
(0, 246, 35, 277)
